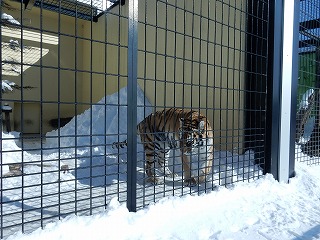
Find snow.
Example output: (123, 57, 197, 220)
(1, 13, 20, 25)
(46, 85, 152, 151)
(77, 0, 117, 12)
(298, 88, 314, 110)
(1, 80, 16, 92)
(2, 86, 320, 239)
(6, 159, 320, 240)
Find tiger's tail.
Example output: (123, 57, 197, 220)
(112, 139, 128, 149)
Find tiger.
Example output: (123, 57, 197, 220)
(112, 108, 214, 186)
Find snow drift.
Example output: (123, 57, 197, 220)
(7, 160, 320, 240)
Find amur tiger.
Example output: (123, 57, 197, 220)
(112, 108, 214, 186)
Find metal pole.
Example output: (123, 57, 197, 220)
(278, 0, 299, 182)
(0, 3, 3, 237)
(288, 0, 300, 178)
(268, 0, 283, 180)
(268, 0, 299, 182)
(127, 0, 138, 212)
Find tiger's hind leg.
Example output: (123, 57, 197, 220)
(145, 154, 160, 184)
(145, 151, 177, 184)
(157, 150, 178, 178)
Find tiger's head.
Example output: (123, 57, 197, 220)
(178, 117, 211, 154)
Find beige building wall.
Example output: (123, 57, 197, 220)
(135, 0, 247, 152)
(2, 2, 85, 133)
(2, 0, 246, 152)
(81, 0, 246, 152)
(81, 4, 128, 105)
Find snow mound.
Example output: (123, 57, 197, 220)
(1, 13, 20, 25)
(45, 85, 153, 153)
(8, 161, 320, 240)
(1, 80, 16, 92)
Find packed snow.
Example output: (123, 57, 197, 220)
(5, 155, 320, 240)
(1, 13, 20, 25)
(1, 86, 320, 239)
(1, 80, 16, 92)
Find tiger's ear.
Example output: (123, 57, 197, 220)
(199, 120, 205, 131)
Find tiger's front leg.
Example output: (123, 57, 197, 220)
(197, 151, 213, 184)
(181, 153, 197, 186)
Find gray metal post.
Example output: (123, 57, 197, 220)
(288, 0, 300, 179)
(0, 6, 3, 238)
(269, 0, 299, 182)
(268, 0, 283, 180)
(127, 0, 138, 212)
(278, 0, 299, 182)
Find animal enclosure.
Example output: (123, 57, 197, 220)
(1, 0, 275, 238)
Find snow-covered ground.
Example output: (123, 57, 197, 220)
(5, 153, 320, 240)
(1, 86, 320, 239)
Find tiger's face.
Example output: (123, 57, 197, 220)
(179, 118, 208, 154)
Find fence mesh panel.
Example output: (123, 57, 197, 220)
(1, 0, 270, 238)
(296, 0, 320, 164)
(135, 0, 269, 209)
(0, 0, 127, 238)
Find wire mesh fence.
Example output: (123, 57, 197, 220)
(1, 0, 271, 238)
(296, 0, 320, 164)
(133, 0, 270, 209)
(1, 0, 127, 238)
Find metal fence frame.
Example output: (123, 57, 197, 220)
(267, 0, 299, 182)
(0, 0, 305, 238)
(124, 0, 301, 209)
(127, 0, 138, 213)
(296, 0, 320, 164)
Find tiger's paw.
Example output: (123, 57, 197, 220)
(197, 175, 206, 184)
(184, 177, 197, 187)
(146, 177, 160, 185)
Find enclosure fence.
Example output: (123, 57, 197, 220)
(0, 0, 300, 238)
(296, 0, 320, 164)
